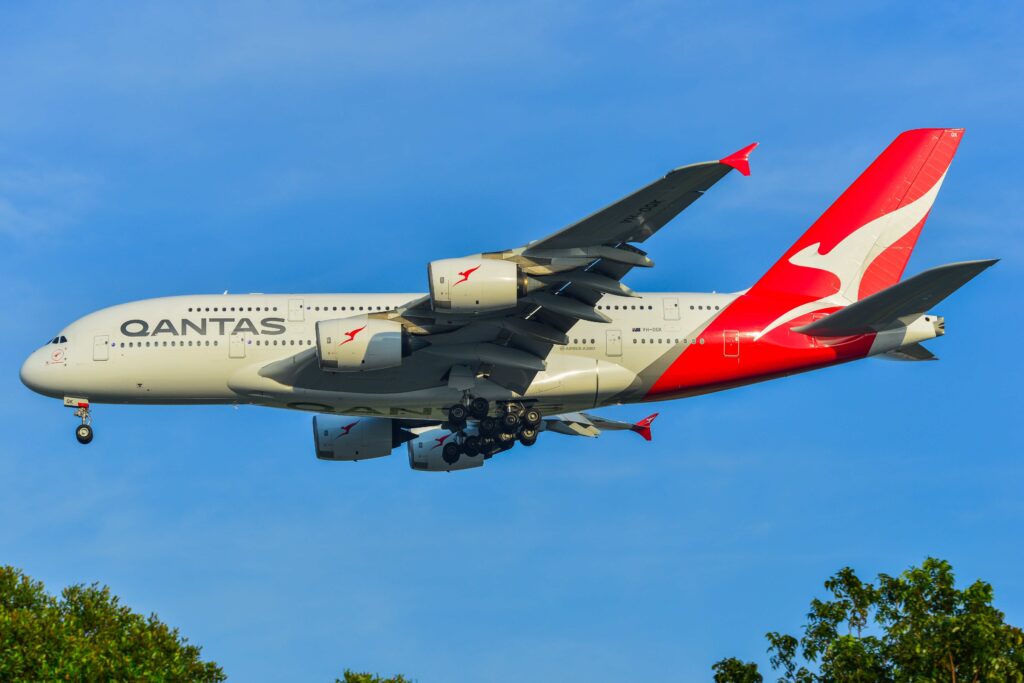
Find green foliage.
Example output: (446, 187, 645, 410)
(0, 565, 225, 683)
(335, 670, 413, 683)
(713, 657, 763, 682)
(714, 558, 1024, 682)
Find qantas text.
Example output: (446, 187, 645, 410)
(120, 317, 286, 337)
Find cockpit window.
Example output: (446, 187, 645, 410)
(59, 336, 67, 343)
(47, 336, 68, 345)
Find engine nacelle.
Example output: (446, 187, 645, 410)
(316, 317, 404, 372)
(428, 257, 522, 313)
(313, 415, 410, 461)
(406, 429, 485, 472)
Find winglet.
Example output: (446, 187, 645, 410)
(631, 413, 659, 441)
(719, 142, 759, 176)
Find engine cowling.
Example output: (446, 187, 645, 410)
(406, 428, 485, 472)
(313, 415, 411, 461)
(316, 317, 404, 372)
(428, 257, 523, 313)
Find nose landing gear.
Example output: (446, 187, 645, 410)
(75, 423, 93, 444)
(66, 397, 93, 444)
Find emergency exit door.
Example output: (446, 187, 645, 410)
(606, 329, 622, 357)
(288, 299, 305, 322)
(229, 335, 246, 359)
(723, 330, 740, 358)
(93, 335, 109, 361)
(663, 297, 680, 320)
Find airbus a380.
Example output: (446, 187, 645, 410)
(21, 128, 994, 472)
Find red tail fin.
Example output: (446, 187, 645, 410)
(631, 413, 658, 441)
(749, 129, 963, 304)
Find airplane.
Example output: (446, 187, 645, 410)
(20, 128, 995, 472)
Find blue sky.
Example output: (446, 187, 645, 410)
(1, 1, 1021, 680)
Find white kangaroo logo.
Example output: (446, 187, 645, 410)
(754, 171, 947, 340)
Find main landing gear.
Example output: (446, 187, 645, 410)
(72, 401, 93, 445)
(444, 399, 543, 460)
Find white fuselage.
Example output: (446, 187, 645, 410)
(21, 291, 738, 418)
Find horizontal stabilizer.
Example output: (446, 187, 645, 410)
(881, 343, 937, 361)
(794, 259, 997, 337)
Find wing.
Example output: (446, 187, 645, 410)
(526, 142, 758, 252)
(263, 144, 757, 395)
(396, 144, 757, 392)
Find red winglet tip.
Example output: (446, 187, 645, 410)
(632, 413, 659, 441)
(719, 142, 759, 176)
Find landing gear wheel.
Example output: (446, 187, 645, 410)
(448, 404, 469, 428)
(479, 436, 496, 456)
(75, 424, 93, 445)
(463, 435, 482, 457)
(442, 441, 461, 465)
(522, 408, 542, 427)
(468, 397, 489, 419)
(479, 416, 499, 436)
(500, 412, 520, 432)
(518, 429, 538, 447)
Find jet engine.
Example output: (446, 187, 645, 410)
(428, 257, 526, 313)
(312, 415, 413, 461)
(406, 428, 485, 472)
(316, 317, 405, 372)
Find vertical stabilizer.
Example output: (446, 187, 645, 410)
(750, 128, 963, 303)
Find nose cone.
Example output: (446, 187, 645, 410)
(20, 349, 64, 398)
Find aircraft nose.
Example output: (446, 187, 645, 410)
(20, 349, 63, 398)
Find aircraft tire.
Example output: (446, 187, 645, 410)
(442, 441, 461, 464)
(518, 431, 538, 447)
(464, 435, 482, 457)
(75, 424, 93, 445)
(448, 404, 469, 428)
(522, 408, 541, 427)
(469, 397, 489, 419)
(479, 416, 498, 436)
(500, 412, 520, 432)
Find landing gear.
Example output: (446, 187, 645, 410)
(463, 435, 482, 457)
(75, 424, 94, 445)
(468, 397, 489, 419)
(445, 398, 545, 460)
(518, 428, 538, 447)
(522, 408, 541, 428)
(479, 416, 499, 436)
(448, 404, 469, 429)
(72, 402, 93, 445)
(442, 441, 461, 464)
(500, 411, 520, 432)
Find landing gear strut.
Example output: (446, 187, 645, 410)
(73, 403, 93, 445)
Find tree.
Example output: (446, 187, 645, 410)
(713, 657, 763, 682)
(335, 670, 412, 683)
(713, 558, 1024, 682)
(0, 565, 224, 682)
